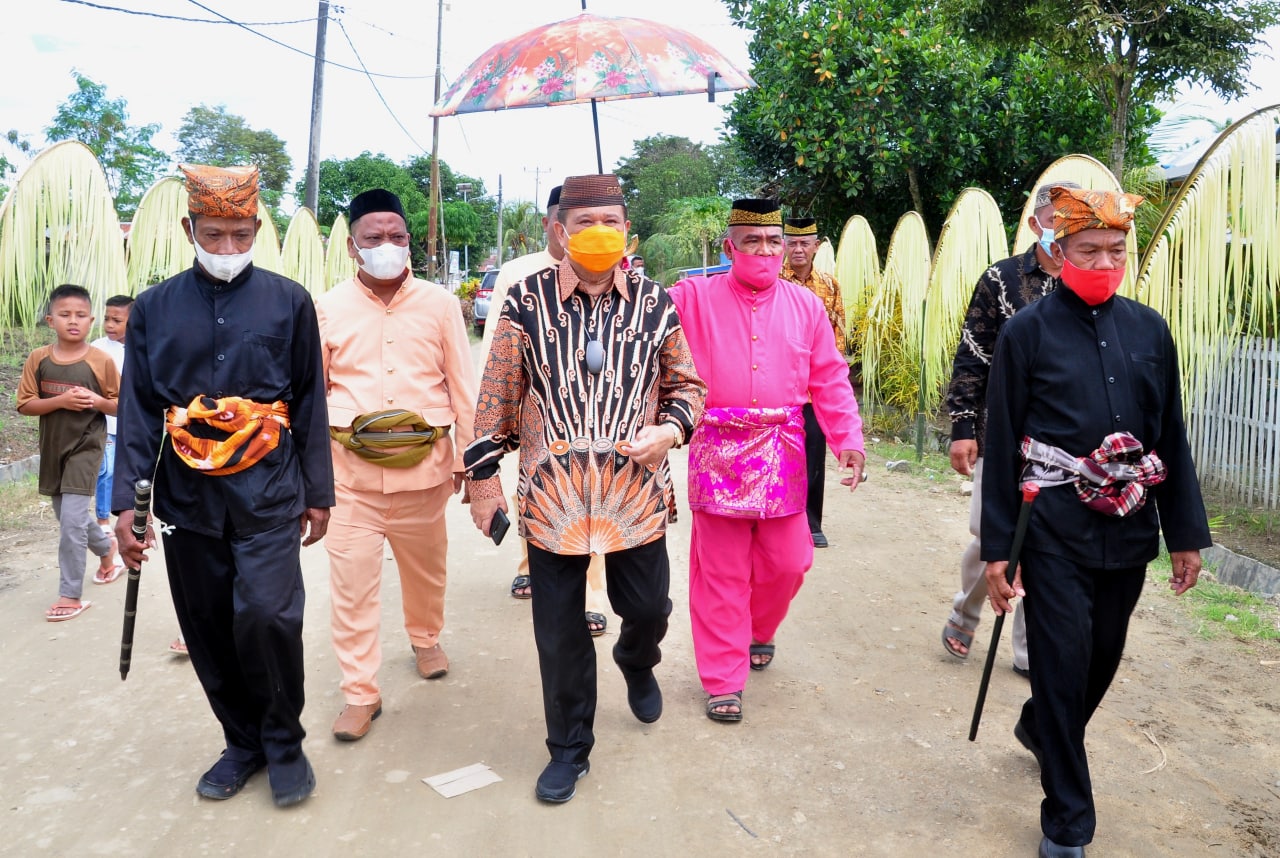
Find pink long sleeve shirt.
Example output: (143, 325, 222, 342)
(668, 272, 864, 458)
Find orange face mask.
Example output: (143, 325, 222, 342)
(565, 224, 627, 274)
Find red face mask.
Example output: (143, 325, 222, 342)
(1060, 258, 1124, 305)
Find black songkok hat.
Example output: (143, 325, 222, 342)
(784, 217, 817, 236)
(728, 198, 782, 227)
(559, 174, 625, 209)
(349, 189, 407, 225)
(547, 185, 562, 209)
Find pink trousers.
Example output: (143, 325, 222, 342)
(326, 480, 451, 704)
(689, 510, 813, 695)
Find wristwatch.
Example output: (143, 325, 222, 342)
(666, 421, 683, 449)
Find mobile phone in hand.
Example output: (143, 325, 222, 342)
(490, 509, 511, 546)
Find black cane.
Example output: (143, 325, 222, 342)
(968, 482, 1039, 741)
(119, 479, 153, 681)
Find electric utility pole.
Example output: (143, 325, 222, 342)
(426, 0, 444, 278)
(524, 166, 551, 208)
(303, 1, 328, 213)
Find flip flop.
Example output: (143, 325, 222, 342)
(169, 638, 189, 655)
(942, 621, 975, 659)
(510, 574, 532, 599)
(585, 611, 607, 637)
(46, 601, 92, 622)
(93, 564, 125, 584)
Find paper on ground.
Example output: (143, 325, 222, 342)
(423, 762, 502, 798)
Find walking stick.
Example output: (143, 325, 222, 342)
(968, 482, 1039, 741)
(119, 479, 153, 681)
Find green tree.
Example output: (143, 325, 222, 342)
(175, 105, 293, 208)
(615, 135, 721, 239)
(943, 0, 1280, 178)
(44, 71, 169, 219)
(643, 196, 732, 282)
(501, 201, 543, 260)
(306, 152, 429, 229)
(0, 130, 34, 198)
(723, 0, 1148, 239)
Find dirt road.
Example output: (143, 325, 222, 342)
(2, 450, 1278, 857)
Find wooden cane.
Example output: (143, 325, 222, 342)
(119, 479, 153, 681)
(968, 482, 1039, 741)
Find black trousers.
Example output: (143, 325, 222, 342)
(802, 403, 826, 532)
(527, 538, 672, 765)
(164, 517, 309, 787)
(1018, 547, 1145, 847)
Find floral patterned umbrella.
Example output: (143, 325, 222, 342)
(430, 12, 754, 170)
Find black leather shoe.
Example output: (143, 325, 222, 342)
(196, 751, 266, 800)
(811, 531, 828, 548)
(271, 756, 316, 808)
(535, 759, 589, 803)
(622, 667, 663, 724)
(1013, 664, 1031, 680)
(1038, 835, 1085, 857)
(1014, 720, 1045, 770)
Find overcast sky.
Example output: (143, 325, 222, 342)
(3, 0, 752, 209)
(4, 1, 1278, 214)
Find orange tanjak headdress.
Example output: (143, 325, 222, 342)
(1050, 186, 1144, 239)
(180, 164, 260, 219)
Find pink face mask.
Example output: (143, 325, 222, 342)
(1060, 258, 1124, 305)
(728, 242, 785, 288)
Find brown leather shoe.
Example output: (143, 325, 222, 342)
(413, 644, 449, 679)
(332, 700, 382, 741)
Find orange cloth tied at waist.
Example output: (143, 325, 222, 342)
(166, 395, 290, 476)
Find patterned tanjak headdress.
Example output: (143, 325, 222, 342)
(1050, 186, 1143, 239)
(728, 198, 782, 227)
(181, 164, 259, 219)
(783, 217, 817, 236)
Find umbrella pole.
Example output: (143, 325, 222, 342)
(591, 98, 603, 174)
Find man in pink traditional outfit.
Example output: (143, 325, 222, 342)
(668, 198, 866, 723)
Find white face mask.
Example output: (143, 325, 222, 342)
(356, 241, 411, 280)
(190, 229, 255, 282)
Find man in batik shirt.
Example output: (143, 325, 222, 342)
(781, 216, 848, 547)
(464, 173, 705, 804)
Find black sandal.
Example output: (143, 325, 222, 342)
(586, 611, 607, 636)
(706, 691, 743, 722)
(510, 575, 532, 599)
(749, 641, 775, 671)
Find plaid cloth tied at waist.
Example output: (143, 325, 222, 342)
(1020, 432, 1166, 517)
(330, 410, 448, 468)
(166, 395, 290, 476)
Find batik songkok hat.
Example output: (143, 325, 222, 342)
(181, 164, 259, 218)
(1050, 186, 1144, 239)
(558, 174, 625, 209)
(348, 188, 407, 225)
(1033, 180, 1080, 209)
(728, 198, 782, 227)
(784, 217, 817, 236)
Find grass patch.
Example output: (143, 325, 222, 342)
(863, 436, 958, 489)
(0, 476, 49, 531)
(1149, 551, 1280, 642)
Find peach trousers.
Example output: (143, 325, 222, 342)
(689, 510, 813, 696)
(326, 480, 451, 704)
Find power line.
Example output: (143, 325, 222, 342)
(59, 0, 314, 26)
(335, 18, 428, 154)
(56, 0, 435, 80)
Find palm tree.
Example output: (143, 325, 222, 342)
(501, 201, 543, 261)
(643, 196, 731, 282)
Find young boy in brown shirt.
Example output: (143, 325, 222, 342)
(17, 284, 120, 621)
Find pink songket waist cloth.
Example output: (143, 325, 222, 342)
(688, 406, 806, 518)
